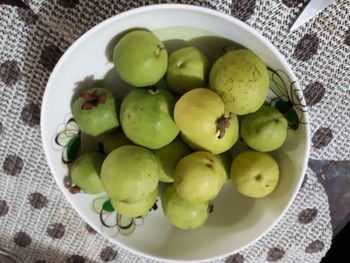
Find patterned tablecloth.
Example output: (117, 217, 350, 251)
(1, 0, 349, 262)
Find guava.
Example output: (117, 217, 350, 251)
(241, 105, 288, 152)
(209, 49, 269, 115)
(101, 128, 132, 154)
(161, 184, 209, 230)
(72, 88, 119, 136)
(174, 88, 239, 154)
(166, 46, 210, 95)
(154, 137, 191, 183)
(70, 152, 105, 194)
(174, 151, 225, 203)
(111, 187, 157, 218)
(101, 145, 159, 203)
(120, 87, 179, 149)
(216, 151, 233, 184)
(113, 30, 168, 87)
(230, 150, 279, 198)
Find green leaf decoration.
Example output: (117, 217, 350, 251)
(273, 100, 291, 114)
(66, 136, 81, 161)
(103, 200, 115, 212)
(285, 109, 299, 130)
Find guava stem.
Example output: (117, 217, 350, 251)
(216, 112, 235, 139)
(148, 86, 159, 95)
(154, 44, 164, 57)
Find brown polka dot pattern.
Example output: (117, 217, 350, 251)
(282, 0, 307, 8)
(57, 0, 79, 8)
(226, 253, 245, 263)
(231, 0, 256, 22)
(266, 247, 285, 262)
(3, 155, 23, 176)
(100, 246, 118, 262)
(298, 208, 318, 224)
(305, 240, 325, 253)
(0, 60, 21, 86)
(21, 103, 40, 127)
(85, 223, 96, 234)
(0, 122, 3, 134)
(47, 223, 65, 239)
(34, 261, 46, 263)
(14, 231, 32, 247)
(67, 255, 85, 263)
(293, 34, 319, 61)
(29, 192, 48, 209)
(312, 127, 333, 149)
(303, 82, 325, 106)
(39, 45, 63, 72)
(0, 200, 9, 217)
(345, 27, 350, 47)
(17, 8, 39, 24)
(301, 174, 308, 188)
(0, 0, 27, 8)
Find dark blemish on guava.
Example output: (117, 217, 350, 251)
(255, 174, 261, 180)
(80, 89, 107, 110)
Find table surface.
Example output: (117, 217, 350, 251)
(3, 0, 349, 238)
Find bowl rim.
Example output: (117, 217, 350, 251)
(41, 3, 310, 262)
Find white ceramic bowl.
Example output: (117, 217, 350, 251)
(41, 4, 310, 262)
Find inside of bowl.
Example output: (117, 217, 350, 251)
(42, 5, 309, 262)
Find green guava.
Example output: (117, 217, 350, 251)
(72, 88, 119, 136)
(70, 152, 105, 194)
(113, 30, 168, 87)
(174, 88, 239, 154)
(166, 46, 210, 95)
(161, 184, 209, 230)
(154, 137, 191, 183)
(209, 49, 269, 115)
(241, 105, 288, 152)
(101, 145, 159, 203)
(230, 150, 279, 198)
(101, 128, 132, 154)
(120, 87, 179, 149)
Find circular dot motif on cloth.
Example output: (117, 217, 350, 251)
(282, 0, 307, 8)
(231, 0, 256, 22)
(0, 60, 21, 86)
(39, 45, 63, 72)
(29, 192, 48, 209)
(345, 27, 350, 47)
(3, 155, 23, 176)
(301, 174, 308, 188)
(303, 82, 325, 106)
(13, 231, 32, 247)
(266, 247, 285, 262)
(21, 103, 40, 127)
(100, 246, 118, 262)
(312, 127, 333, 149)
(293, 34, 319, 61)
(85, 223, 96, 234)
(67, 255, 85, 263)
(0, 122, 3, 134)
(47, 223, 65, 239)
(298, 208, 318, 224)
(17, 8, 38, 25)
(0, 200, 9, 217)
(34, 261, 46, 263)
(305, 240, 325, 253)
(57, 0, 79, 8)
(226, 253, 245, 263)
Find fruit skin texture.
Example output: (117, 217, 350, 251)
(101, 128, 132, 154)
(209, 49, 269, 115)
(113, 30, 168, 87)
(230, 150, 279, 198)
(154, 137, 191, 183)
(174, 151, 225, 203)
(73, 88, 119, 136)
(161, 184, 209, 230)
(241, 105, 288, 152)
(111, 187, 157, 218)
(174, 88, 239, 154)
(166, 46, 210, 95)
(71, 152, 105, 194)
(101, 145, 159, 203)
(120, 87, 179, 149)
